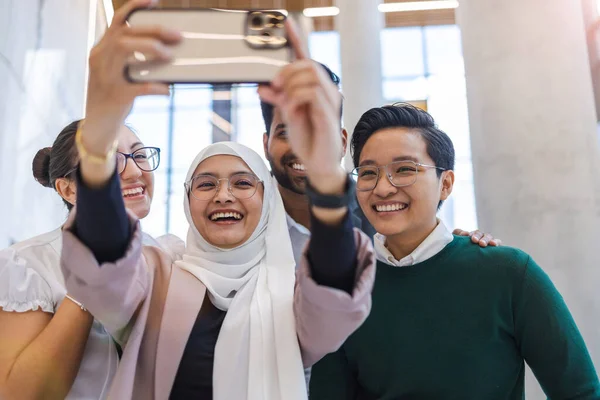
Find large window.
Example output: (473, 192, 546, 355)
(129, 25, 477, 237)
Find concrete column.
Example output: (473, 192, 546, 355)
(335, 0, 384, 170)
(457, 0, 600, 397)
(0, 0, 92, 247)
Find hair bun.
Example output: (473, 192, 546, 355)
(32, 147, 52, 188)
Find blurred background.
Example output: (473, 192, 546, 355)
(1, 1, 599, 397)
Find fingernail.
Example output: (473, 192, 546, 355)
(480, 240, 487, 246)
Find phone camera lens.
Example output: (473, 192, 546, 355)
(269, 17, 279, 26)
(251, 15, 263, 29)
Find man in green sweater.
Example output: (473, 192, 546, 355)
(309, 104, 600, 399)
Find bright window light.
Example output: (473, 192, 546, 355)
(378, 0, 459, 13)
(303, 7, 340, 18)
(102, 0, 114, 26)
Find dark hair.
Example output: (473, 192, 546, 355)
(350, 103, 455, 209)
(32, 120, 81, 210)
(260, 62, 343, 134)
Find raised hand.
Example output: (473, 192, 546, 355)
(83, 0, 181, 157)
(258, 18, 346, 195)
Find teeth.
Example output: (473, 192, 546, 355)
(375, 203, 407, 212)
(292, 163, 306, 171)
(122, 187, 143, 197)
(210, 212, 243, 221)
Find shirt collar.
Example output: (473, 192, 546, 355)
(286, 212, 311, 236)
(374, 219, 454, 267)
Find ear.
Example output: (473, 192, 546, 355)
(439, 170, 455, 202)
(55, 177, 77, 207)
(263, 132, 269, 158)
(341, 128, 348, 157)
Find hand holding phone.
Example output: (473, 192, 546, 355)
(258, 19, 346, 195)
(84, 0, 181, 151)
(125, 8, 293, 84)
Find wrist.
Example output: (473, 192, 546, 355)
(81, 114, 122, 154)
(308, 166, 347, 195)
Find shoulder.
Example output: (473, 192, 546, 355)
(145, 233, 186, 261)
(450, 235, 531, 273)
(9, 229, 62, 258)
(3, 229, 63, 281)
(0, 234, 63, 313)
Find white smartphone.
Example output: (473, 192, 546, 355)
(125, 8, 293, 84)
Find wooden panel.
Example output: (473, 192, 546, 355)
(113, 0, 456, 29)
(114, 0, 305, 10)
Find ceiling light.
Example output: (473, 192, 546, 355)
(378, 0, 459, 13)
(303, 6, 340, 18)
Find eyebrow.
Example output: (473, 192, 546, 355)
(130, 142, 145, 152)
(193, 170, 252, 178)
(359, 155, 421, 167)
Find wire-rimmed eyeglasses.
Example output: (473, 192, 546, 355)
(185, 173, 263, 201)
(351, 160, 446, 192)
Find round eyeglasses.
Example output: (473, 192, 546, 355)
(117, 147, 161, 174)
(185, 173, 263, 201)
(351, 160, 446, 192)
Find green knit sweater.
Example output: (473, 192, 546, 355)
(309, 236, 600, 400)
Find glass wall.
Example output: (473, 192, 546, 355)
(129, 25, 477, 237)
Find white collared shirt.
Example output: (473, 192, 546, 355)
(286, 212, 312, 266)
(0, 228, 118, 400)
(374, 219, 454, 267)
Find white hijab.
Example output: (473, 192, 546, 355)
(175, 142, 307, 400)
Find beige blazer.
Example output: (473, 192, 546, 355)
(60, 213, 375, 400)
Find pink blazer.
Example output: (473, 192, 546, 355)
(60, 213, 375, 400)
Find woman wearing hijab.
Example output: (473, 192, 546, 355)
(58, 1, 374, 398)
(62, 140, 373, 399)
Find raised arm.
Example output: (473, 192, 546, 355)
(259, 18, 375, 367)
(60, 0, 181, 341)
(514, 255, 600, 398)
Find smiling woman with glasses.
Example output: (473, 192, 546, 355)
(0, 119, 165, 400)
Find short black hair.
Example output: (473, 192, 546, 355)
(350, 103, 455, 209)
(260, 62, 342, 134)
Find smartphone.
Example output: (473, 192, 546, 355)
(125, 8, 292, 84)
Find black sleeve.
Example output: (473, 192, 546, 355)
(73, 168, 131, 264)
(307, 210, 357, 295)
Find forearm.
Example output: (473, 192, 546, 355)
(2, 302, 93, 399)
(74, 167, 130, 264)
(307, 211, 357, 294)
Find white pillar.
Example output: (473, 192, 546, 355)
(457, 0, 600, 397)
(335, 0, 384, 170)
(0, 0, 92, 247)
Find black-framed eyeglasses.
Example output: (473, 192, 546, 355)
(184, 173, 263, 201)
(117, 147, 160, 174)
(351, 160, 446, 192)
